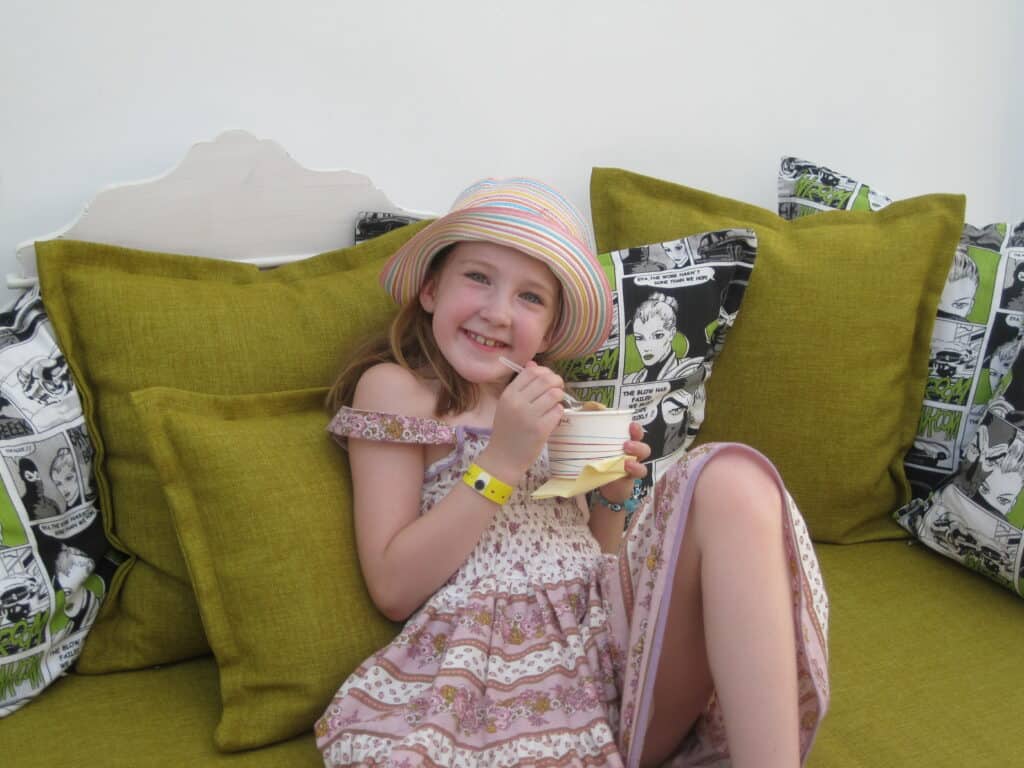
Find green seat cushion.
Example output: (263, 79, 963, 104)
(35, 223, 428, 672)
(1, 656, 320, 767)
(131, 386, 399, 751)
(590, 167, 965, 542)
(809, 541, 1024, 767)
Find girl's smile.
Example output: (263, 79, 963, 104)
(463, 329, 508, 349)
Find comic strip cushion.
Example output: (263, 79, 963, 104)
(353, 211, 424, 244)
(779, 156, 1024, 593)
(591, 166, 965, 543)
(0, 287, 116, 717)
(552, 231, 756, 522)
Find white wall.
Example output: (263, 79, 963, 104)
(2, 0, 1021, 298)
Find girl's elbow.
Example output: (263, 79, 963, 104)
(367, 580, 417, 623)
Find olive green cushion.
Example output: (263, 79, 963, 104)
(35, 223, 427, 672)
(3, 656, 321, 767)
(590, 168, 966, 542)
(809, 541, 1024, 766)
(131, 386, 398, 751)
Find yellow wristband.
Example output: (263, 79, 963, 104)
(463, 463, 514, 505)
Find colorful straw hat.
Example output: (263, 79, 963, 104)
(379, 177, 613, 359)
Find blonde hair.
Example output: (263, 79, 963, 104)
(950, 247, 979, 287)
(634, 292, 679, 331)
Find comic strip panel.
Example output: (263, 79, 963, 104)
(0, 431, 98, 532)
(925, 318, 985, 409)
(0, 342, 80, 435)
(558, 295, 622, 386)
(973, 313, 1024, 409)
(777, 157, 892, 216)
(902, 407, 1024, 595)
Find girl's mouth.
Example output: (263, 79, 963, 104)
(464, 330, 507, 349)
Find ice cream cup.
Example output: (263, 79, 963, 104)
(546, 408, 634, 479)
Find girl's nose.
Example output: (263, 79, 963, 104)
(480, 293, 513, 325)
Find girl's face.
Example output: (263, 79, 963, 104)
(419, 242, 560, 388)
(634, 315, 674, 366)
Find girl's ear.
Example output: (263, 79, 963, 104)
(419, 276, 437, 313)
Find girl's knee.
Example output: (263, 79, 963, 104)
(692, 448, 784, 535)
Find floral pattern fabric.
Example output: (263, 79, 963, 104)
(317, 407, 829, 767)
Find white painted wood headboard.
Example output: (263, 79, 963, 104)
(9, 130, 430, 289)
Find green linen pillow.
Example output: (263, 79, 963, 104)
(778, 156, 1022, 499)
(778, 157, 1024, 594)
(35, 222, 428, 672)
(131, 386, 398, 750)
(590, 167, 966, 543)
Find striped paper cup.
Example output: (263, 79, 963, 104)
(546, 408, 634, 478)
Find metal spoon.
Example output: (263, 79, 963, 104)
(498, 356, 584, 410)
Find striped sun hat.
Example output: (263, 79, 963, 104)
(379, 177, 613, 360)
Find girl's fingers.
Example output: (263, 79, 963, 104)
(518, 373, 565, 408)
(624, 440, 652, 461)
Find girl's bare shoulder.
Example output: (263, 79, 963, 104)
(353, 362, 437, 418)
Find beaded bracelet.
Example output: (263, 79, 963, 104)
(591, 480, 642, 514)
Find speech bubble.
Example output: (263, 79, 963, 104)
(633, 405, 659, 424)
(1007, 314, 1024, 329)
(38, 506, 97, 540)
(621, 381, 671, 410)
(635, 266, 714, 289)
(1, 444, 36, 458)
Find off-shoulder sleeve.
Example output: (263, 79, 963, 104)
(327, 406, 458, 447)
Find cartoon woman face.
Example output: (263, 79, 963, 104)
(634, 315, 674, 367)
(989, 339, 1020, 394)
(978, 464, 1024, 516)
(660, 239, 689, 268)
(938, 276, 976, 318)
(660, 390, 692, 425)
(52, 464, 79, 505)
(50, 449, 80, 505)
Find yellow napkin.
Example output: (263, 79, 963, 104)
(532, 455, 629, 499)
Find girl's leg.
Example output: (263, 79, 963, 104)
(639, 449, 800, 768)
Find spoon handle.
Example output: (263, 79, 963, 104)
(498, 357, 582, 409)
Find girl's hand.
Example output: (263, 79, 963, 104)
(481, 362, 566, 480)
(597, 421, 651, 503)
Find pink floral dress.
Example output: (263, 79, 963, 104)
(316, 408, 829, 767)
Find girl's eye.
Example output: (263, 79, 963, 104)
(465, 271, 489, 283)
(521, 292, 544, 306)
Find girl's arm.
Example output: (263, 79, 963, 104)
(587, 496, 629, 553)
(348, 361, 565, 621)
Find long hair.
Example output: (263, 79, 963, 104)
(326, 246, 479, 417)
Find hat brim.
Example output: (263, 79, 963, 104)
(380, 206, 613, 359)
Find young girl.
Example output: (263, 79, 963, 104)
(316, 178, 829, 767)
